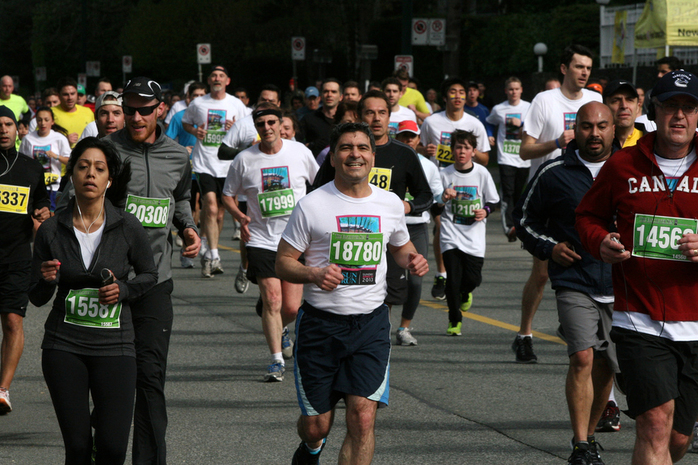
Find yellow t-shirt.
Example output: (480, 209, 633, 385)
(399, 87, 431, 115)
(622, 127, 643, 148)
(52, 105, 95, 148)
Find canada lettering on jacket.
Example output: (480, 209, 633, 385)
(627, 175, 698, 194)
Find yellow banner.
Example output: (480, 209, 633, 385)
(635, 0, 698, 48)
(612, 10, 628, 63)
(635, 0, 667, 49)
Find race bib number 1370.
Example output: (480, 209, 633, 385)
(632, 214, 697, 261)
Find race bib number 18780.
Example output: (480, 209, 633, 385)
(632, 214, 698, 261)
(329, 232, 384, 267)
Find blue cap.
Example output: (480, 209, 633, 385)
(305, 86, 319, 98)
(652, 70, 698, 102)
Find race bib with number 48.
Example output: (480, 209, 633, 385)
(369, 168, 392, 191)
(632, 214, 698, 261)
(65, 288, 121, 328)
(125, 195, 170, 228)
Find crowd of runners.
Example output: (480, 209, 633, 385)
(1, 44, 698, 464)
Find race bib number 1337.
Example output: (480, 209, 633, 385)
(632, 214, 697, 261)
(0, 184, 29, 214)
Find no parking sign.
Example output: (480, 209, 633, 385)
(197, 43, 211, 64)
(292, 37, 306, 61)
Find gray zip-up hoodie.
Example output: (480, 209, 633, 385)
(58, 125, 198, 284)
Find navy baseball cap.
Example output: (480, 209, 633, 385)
(652, 71, 698, 102)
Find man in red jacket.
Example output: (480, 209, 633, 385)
(576, 70, 698, 464)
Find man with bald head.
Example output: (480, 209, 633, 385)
(0, 76, 28, 121)
(514, 102, 617, 465)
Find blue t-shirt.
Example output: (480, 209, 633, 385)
(165, 109, 196, 148)
(464, 103, 494, 138)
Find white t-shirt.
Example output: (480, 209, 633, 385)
(74, 222, 105, 269)
(420, 111, 491, 167)
(439, 164, 500, 258)
(523, 88, 602, 179)
(19, 130, 71, 191)
(221, 113, 258, 150)
(282, 182, 410, 315)
(79, 121, 98, 141)
(183, 93, 248, 178)
(164, 100, 187, 125)
(388, 106, 417, 136)
(486, 100, 531, 168)
(222, 139, 318, 252)
(406, 154, 441, 225)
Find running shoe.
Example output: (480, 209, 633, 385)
(264, 361, 284, 382)
(567, 442, 593, 465)
(460, 292, 472, 312)
(587, 436, 605, 465)
(211, 258, 224, 275)
(282, 327, 294, 360)
(506, 226, 517, 242)
(235, 266, 249, 293)
(0, 388, 11, 414)
(180, 249, 194, 269)
(291, 438, 326, 465)
(201, 258, 213, 278)
(512, 335, 538, 364)
(690, 422, 698, 453)
(396, 328, 418, 346)
(446, 322, 462, 336)
(595, 401, 621, 433)
(431, 276, 446, 300)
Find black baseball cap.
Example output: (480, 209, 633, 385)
(211, 65, 229, 76)
(603, 79, 638, 100)
(652, 70, 698, 102)
(122, 77, 162, 101)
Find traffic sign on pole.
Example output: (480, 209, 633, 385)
(122, 56, 132, 74)
(292, 37, 306, 61)
(86, 61, 101, 77)
(197, 43, 211, 64)
(429, 19, 446, 46)
(412, 19, 428, 45)
(394, 55, 414, 78)
(35, 67, 47, 82)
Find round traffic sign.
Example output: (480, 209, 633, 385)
(293, 38, 304, 51)
(414, 20, 427, 34)
(432, 19, 443, 32)
(198, 45, 210, 56)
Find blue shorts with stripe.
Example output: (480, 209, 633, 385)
(294, 302, 391, 416)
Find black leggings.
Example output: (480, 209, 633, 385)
(42, 349, 137, 465)
(402, 223, 429, 321)
(442, 249, 484, 324)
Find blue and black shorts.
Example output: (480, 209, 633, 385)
(294, 302, 391, 416)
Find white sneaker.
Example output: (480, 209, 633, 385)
(0, 388, 12, 414)
(235, 266, 249, 293)
(211, 258, 224, 274)
(396, 328, 418, 346)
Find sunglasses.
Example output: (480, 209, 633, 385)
(123, 103, 160, 116)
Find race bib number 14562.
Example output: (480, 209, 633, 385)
(632, 214, 698, 261)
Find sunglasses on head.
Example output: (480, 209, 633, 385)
(123, 103, 160, 116)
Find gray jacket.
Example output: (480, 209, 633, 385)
(58, 125, 198, 284)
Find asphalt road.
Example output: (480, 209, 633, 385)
(2, 209, 645, 464)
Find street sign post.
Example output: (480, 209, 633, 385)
(197, 43, 211, 82)
(394, 55, 414, 78)
(412, 19, 428, 45)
